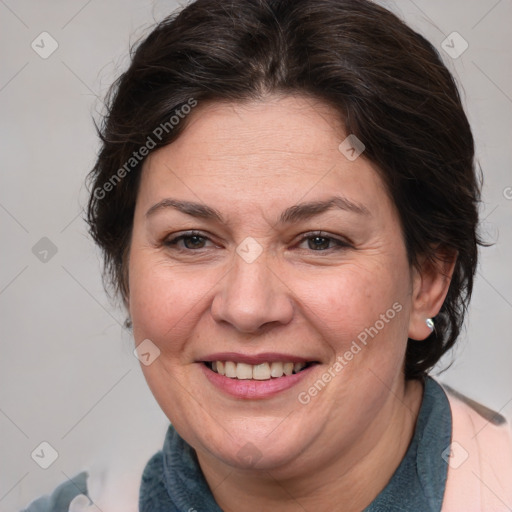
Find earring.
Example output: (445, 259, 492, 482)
(426, 318, 434, 331)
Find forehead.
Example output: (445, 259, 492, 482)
(155, 95, 345, 169)
(138, 95, 393, 220)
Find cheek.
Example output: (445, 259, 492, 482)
(298, 260, 410, 371)
(128, 250, 210, 352)
(305, 263, 405, 329)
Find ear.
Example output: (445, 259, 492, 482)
(408, 248, 457, 341)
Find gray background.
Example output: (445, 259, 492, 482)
(1, 0, 511, 509)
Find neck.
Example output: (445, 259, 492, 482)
(197, 378, 424, 512)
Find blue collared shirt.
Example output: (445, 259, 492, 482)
(138, 376, 452, 511)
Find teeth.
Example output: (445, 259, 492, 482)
(236, 362, 253, 380)
(208, 360, 311, 380)
(283, 362, 294, 376)
(225, 361, 237, 378)
(270, 362, 284, 377)
(294, 362, 306, 373)
(253, 363, 271, 380)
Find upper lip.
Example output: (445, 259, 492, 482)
(199, 352, 318, 365)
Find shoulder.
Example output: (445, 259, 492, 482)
(22, 426, 170, 512)
(439, 380, 512, 458)
(436, 380, 512, 512)
(21, 457, 144, 512)
(442, 383, 509, 427)
(21, 471, 89, 512)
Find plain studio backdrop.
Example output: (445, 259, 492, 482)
(1, 0, 511, 509)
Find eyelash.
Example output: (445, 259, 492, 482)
(163, 230, 351, 253)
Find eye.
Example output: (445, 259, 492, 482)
(297, 232, 351, 252)
(164, 231, 214, 250)
(163, 230, 351, 253)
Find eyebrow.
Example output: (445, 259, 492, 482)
(145, 195, 370, 224)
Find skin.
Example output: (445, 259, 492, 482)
(128, 94, 455, 511)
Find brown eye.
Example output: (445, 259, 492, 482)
(164, 232, 212, 250)
(298, 232, 351, 252)
(307, 236, 331, 251)
(181, 235, 207, 249)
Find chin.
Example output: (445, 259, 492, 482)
(195, 418, 312, 471)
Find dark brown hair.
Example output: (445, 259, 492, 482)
(87, 0, 483, 379)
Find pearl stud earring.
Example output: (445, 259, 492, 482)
(426, 318, 434, 331)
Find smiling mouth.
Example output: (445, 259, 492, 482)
(203, 361, 318, 380)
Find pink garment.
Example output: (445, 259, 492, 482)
(441, 383, 512, 511)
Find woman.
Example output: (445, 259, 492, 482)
(23, 0, 512, 510)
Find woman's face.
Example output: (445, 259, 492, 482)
(129, 95, 421, 473)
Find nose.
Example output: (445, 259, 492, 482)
(210, 250, 294, 334)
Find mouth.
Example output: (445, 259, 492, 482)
(198, 354, 320, 399)
(203, 360, 317, 380)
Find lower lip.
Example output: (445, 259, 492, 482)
(200, 363, 316, 399)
